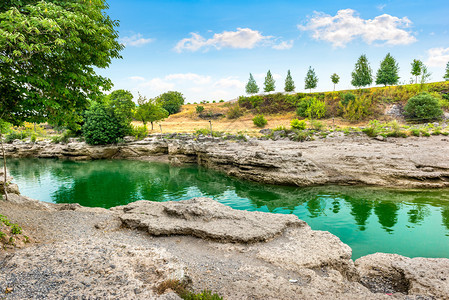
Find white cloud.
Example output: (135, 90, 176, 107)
(165, 73, 211, 85)
(213, 77, 245, 90)
(120, 33, 153, 47)
(425, 47, 449, 67)
(141, 78, 174, 92)
(272, 40, 294, 50)
(377, 4, 386, 11)
(174, 28, 292, 52)
(298, 9, 416, 47)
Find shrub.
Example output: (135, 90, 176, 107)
(404, 92, 443, 121)
(52, 130, 76, 144)
(30, 133, 37, 143)
(252, 114, 267, 127)
(310, 119, 324, 131)
(219, 100, 224, 103)
(296, 97, 326, 119)
(290, 119, 307, 130)
(82, 102, 126, 145)
(340, 95, 373, 122)
(340, 93, 356, 107)
(227, 104, 243, 119)
(196, 105, 205, 114)
(410, 128, 420, 136)
(385, 120, 407, 138)
(362, 120, 382, 137)
(155, 91, 185, 115)
(5, 131, 24, 143)
(273, 125, 288, 131)
(132, 125, 148, 140)
(292, 130, 312, 142)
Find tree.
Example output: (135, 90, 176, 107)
(284, 70, 295, 92)
(264, 70, 276, 93)
(330, 73, 340, 91)
(375, 53, 400, 86)
(0, 0, 122, 200)
(135, 94, 169, 130)
(105, 90, 135, 134)
(351, 55, 373, 88)
(304, 66, 318, 93)
(155, 91, 185, 115)
(420, 65, 432, 84)
(82, 102, 127, 145)
(444, 62, 449, 80)
(245, 73, 259, 94)
(411, 59, 423, 84)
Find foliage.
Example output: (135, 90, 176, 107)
(296, 97, 326, 119)
(331, 73, 340, 91)
(292, 130, 312, 142)
(339, 93, 356, 107)
(245, 73, 259, 94)
(404, 92, 443, 121)
(155, 91, 185, 115)
(385, 120, 407, 138)
(310, 119, 324, 130)
(105, 90, 135, 125)
(196, 105, 205, 114)
(284, 70, 295, 92)
(445, 62, 449, 80)
(340, 95, 373, 122)
(252, 114, 267, 127)
(0, 0, 123, 128)
(82, 102, 125, 145)
(264, 70, 276, 93)
(304, 66, 318, 92)
(362, 120, 382, 137)
(351, 54, 373, 88)
(156, 279, 223, 300)
(131, 125, 148, 140)
(420, 65, 432, 85)
(194, 128, 222, 137)
(135, 93, 169, 130)
(290, 119, 306, 130)
(376, 53, 400, 86)
(411, 59, 423, 84)
(52, 130, 76, 144)
(226, 104, 243, 119)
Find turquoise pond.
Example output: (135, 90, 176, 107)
(7, 158, 449, 260)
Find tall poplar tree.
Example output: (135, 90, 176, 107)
(284, 70, 295, 92)
(351, 55, 373, 88)
(411, 59, 423, 84)
(264, 70, 276, 93)
(330, 73, 340, 91)
(304, 66, 318, 93)
(375, 53, 400, 86)
(245, 73, 259, 94)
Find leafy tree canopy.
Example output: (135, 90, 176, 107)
(104, 90, 135, 125)
(411, 59, 423, 83)
(284, 70, 295, 92)
(155, 91, 185, 115)
(330, 73, 340, 91)
(351, 55, 373, 88)
(375, 53, 400, 86)
(135, 93, 168, 130)
(264, 70, 275, 93)
(304, 66, 318, 92)
(0, 0, 123, 127)
(245, 73, 259, 94)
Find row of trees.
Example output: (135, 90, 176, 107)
(245, 54, 449, 95)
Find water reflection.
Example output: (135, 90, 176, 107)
(7, 158, 449, 259)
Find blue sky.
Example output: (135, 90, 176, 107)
(99, 0, 449, 102)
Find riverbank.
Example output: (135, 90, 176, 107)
(0, 194, 448, 299)
(3, 133, 449, 188)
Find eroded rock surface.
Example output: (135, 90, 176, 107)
(115, 197, 305, 243)
(4, 134, 449, 188)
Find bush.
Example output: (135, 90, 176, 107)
(82, 102, 126, 145)
(340, 93, 356, 107)
(226, 104, 243, 119)
(310, 119, 324, 130)
(252, 114, 267, 127)
(340, 95, 373, 122)
(362, 120, 382, 137)
(132, 125, 148, 140)
(292, 130, 312, 142)
(296, 97, 326, 119)
(196, 105, 205, 114)
(5, 131, 24, 143)
(404, 92, 443, 121)
(290, 119, 306, 130)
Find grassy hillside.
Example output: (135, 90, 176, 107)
(148, 81, 449, 134)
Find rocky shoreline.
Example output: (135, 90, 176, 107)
(3, 133, 449, 188)
(0, 194, 448, 299)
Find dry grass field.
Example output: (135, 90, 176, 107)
(132, 101, 371, 135)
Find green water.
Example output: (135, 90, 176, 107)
(7, 158, 449, 260)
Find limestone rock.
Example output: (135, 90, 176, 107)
(355, 253, 449, 299)
(116, 198, 305, 243)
